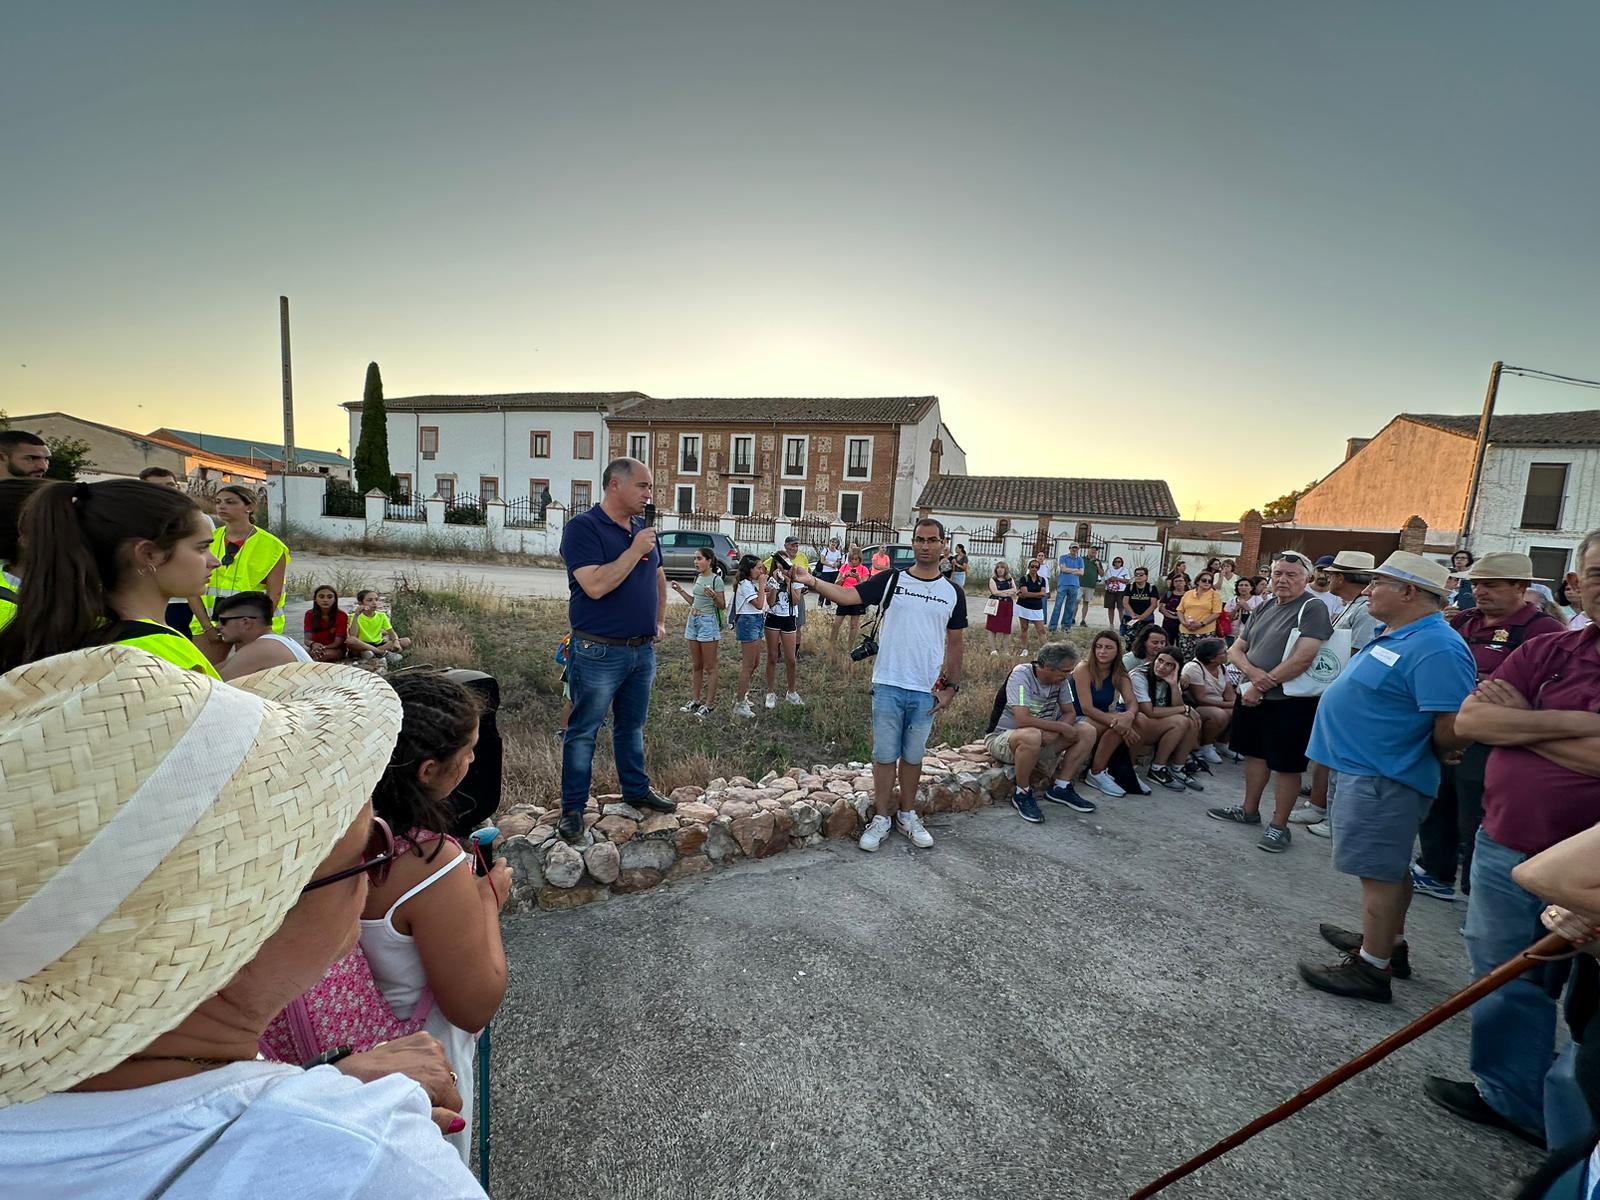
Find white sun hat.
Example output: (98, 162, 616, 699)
(0, 646, 401, 1106)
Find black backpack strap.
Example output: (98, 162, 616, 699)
(0, 584, 16, 604)
(107, 619, 179, 642)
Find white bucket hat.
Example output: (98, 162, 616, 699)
(0, 647, 401, 1106)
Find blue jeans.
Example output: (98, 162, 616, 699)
(871, 684, 936, 766)
(1466, 829, 1591, 1143)
(562, 637, 656, 815)
(1049, 586, 1079, 629)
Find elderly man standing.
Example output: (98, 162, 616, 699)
(1295, 553, 1475, 1002)
(1424, 532, 1600, 1150)
(984, 641, 1099, 823)
(558, 457, 676, 843)
(1207, 550, 1334, 852)
(1411, 552, 1566, 901)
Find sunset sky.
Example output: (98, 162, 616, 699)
(4, 2, 1598, 520)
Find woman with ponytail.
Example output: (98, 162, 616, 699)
(0, 479, 221, 675)
(187, 483, 291, 664)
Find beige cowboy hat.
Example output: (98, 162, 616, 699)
(1328, 551, 1377, 572)
(0, 647, 402, 1106)
(1372, 551, 1452, 597)
(1459, 552, 1551, 582)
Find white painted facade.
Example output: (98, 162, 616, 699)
(892, 414, 967, 525)
(1468, 444, 1600, 577)
(925, 508, 1167, 574)
(347, 405, 607, 511)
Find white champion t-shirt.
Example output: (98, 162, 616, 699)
(0, 1061, 484, 1200)
(851, 568, 969, 692)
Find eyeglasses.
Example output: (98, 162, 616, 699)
(303, 816, 396, 892)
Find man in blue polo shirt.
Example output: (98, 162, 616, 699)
(1296, 551, 1475, 1003)
(1049, 544, 1084, 631)
(557, 457, 676, 842)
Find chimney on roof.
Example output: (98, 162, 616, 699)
(1345, 437, 1370, 461)
(929, 436, 943, 480)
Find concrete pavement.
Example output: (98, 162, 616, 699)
(487, 762, 1539, 1200)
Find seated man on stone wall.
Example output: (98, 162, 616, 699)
(984, 641, 1098, 823)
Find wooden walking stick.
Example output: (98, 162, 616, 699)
(1129, 931, 1570, 1199)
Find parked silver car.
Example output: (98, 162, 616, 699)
(657, 529, 741, 580)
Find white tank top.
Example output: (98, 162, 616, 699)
(260, 632, 313, 662)
(358, 846, 475, 1163)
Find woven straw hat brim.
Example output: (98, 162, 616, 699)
(0, 648, 401, 1107)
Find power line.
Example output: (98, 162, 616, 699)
(1500, 365, 1600, 391)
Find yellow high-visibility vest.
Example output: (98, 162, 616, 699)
(113, 620, 222, 679)
(0, 583, 16, 633)
(193, 526, 291, 635)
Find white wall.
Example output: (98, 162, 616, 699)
(347, 407, 606, 508)
(1469, 445, 1600, 573)
(893, 402, 964, 525)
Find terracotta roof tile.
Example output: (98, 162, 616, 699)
(1405, 410, 1600, 447)
(917, 475, 1179, 521)
(613, 396, 938, 425)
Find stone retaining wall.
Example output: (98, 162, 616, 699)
(492, 743, 1011, 912)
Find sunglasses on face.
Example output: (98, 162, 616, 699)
(303, 816, 396, 892)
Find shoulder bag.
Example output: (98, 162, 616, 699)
(1282, 597, 1346, 698)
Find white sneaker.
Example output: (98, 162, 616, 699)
(765, 693, 777, 709)
(733, 700, 755, 719)
(1019, 649, 1030, 657)
(896, 809, 934, 848)
(1306, 819, 1332, 839)
(786, 692, 804, 706)
(1200, 744, 1223, 765)
(1288, 802, 1326, 825)
(859, 813, 892, 852)
(1086, 770, 1125, 798)
(990, 649, 998, 656)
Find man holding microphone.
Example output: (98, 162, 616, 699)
(557, 457, 676, 842)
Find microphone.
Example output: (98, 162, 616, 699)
(643, 502, 657, 527)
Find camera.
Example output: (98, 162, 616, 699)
(770, 551, 791, 573)
(850, 633, 879, 662)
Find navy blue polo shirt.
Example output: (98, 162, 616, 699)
(561, 505, 662, 638)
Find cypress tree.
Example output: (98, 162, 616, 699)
(353, 361, 394, 496)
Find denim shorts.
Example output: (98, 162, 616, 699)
(871, 684, 937, 766)
(1328, 770, 1433, 882)
(735, 613, 765, 643)
(685, 612, 721, 642)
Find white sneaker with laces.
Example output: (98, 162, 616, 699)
(734, 700, 755, 719)
(786, 692, 805, 706)
(1086, 769, 1126, 798)
(1288, 802, 1326, 825)
(859, 813, 892, 852)
(1200, 744, 1223, 765)
(1306, 819, 1332, 839)
(896, 810, 934, 848)
(765, 693, 777, 709)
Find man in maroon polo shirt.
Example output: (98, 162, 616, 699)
(1425, 535, 1600, 1149)
(1412, 553, 1566, 901)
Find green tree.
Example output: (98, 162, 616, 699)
(43, 436, 96, 481)
(1258, 479, 1318, 523)
(352, 361, 395, 496)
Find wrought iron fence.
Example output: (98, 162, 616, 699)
(671, 510, 723, 533)
(322, 483, 365, 518)
(384, 493, 426, 523)
(845, 520, 897, 548)
(504, 496, 549, 529)
(735, 514, 776, 544)
(789, 516, 832, 549)
(443, 493, 487, 525)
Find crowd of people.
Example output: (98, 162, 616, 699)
(9, 428, 1600, 1197)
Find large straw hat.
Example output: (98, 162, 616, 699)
(1373, 551, 1453, 597)
(1459, 552, 1550, 582)
(0, 647, 401, 1106)
(1328, 551, 1377, 572)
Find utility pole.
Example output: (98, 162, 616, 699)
(1457, 360, 1502, 550)
(279, 296, 296, 530)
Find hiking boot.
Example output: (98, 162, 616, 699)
(1411, 863, 1457, 902)
(1207, 805, 1261, 825)
(557, 810, 585, 842)
(1298, 953, 1392, 1003)
(1424, 1077, 1547, 1150)
(628, 789, 678, 814)
(1257, 823, 1291, 852)
(1011, 789, 1044, 824)
(1319, 924, 1412, 979)
(1045, 780, 1096, 812)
